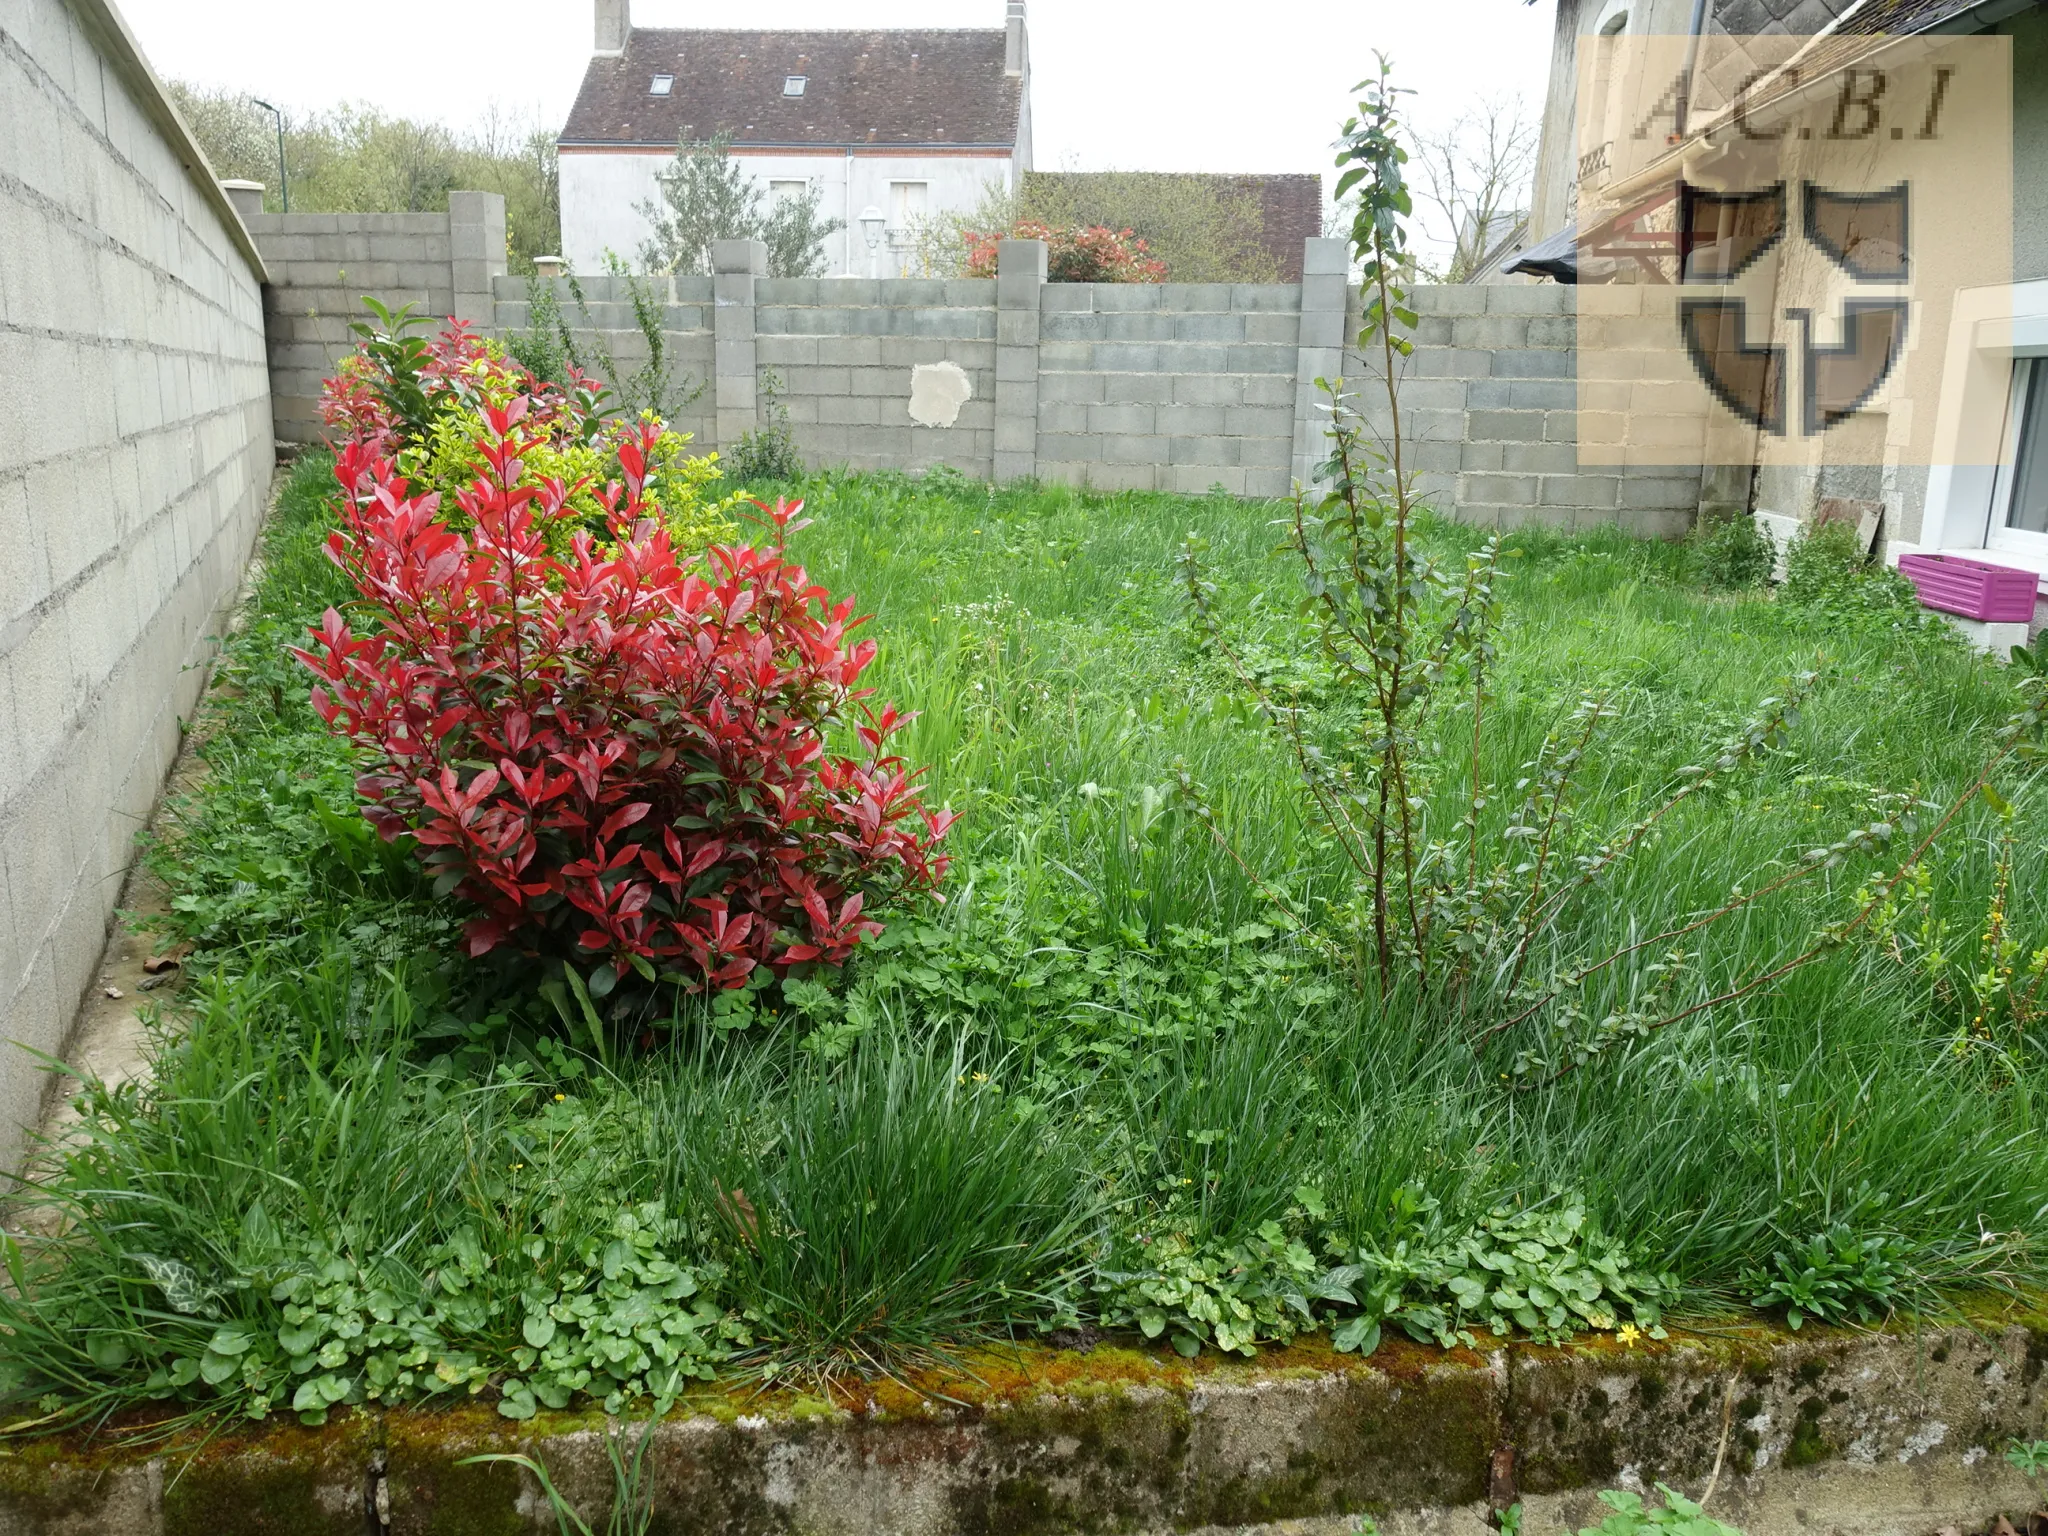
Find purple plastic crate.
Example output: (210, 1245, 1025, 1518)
(1896, 553, 2039, 623)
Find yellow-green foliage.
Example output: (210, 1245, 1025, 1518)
(632, 421, 744, 553)
(395, 348, 741, 556)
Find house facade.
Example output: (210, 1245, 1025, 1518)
(557, 0, 1032, 278)
(1514, 0, 2048, 625)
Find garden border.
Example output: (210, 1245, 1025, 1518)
(3, 1316, 2044, 1535)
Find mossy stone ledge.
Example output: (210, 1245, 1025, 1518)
(3, 1319, 2046, 1535)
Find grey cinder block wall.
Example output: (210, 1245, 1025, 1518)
(249, 205, 1710, 527)
(0, 0, 275, 1171)
(491, 248, 1698, 519)
(1334, 250, 1701, 538)
(243, 194, 505, 443)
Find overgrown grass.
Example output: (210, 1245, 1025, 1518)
(4, 453, 2045, 1430)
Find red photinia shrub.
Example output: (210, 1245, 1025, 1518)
(963, 220, 1169, 283)
(320, 314, 602, 460)
(295, 399, 954, 987)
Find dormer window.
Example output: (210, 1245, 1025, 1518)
(783, 75, 807, 96)
(650, 74, 674, 95)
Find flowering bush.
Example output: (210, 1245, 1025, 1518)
(321, 302, 739, 555)
(963, 220, 1168, 283)
(295, 399, 953, 989)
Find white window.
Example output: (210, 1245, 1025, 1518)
(649, 74, 673, 96)
(885, 183, 928, 274)
(768, 179, 809, 206)
(889, 180, 928, 232)
(783, 75, 807, 96)
(1992, 358, 2048, 555)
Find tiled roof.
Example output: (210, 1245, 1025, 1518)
(1834, 0, 2006, 32)
(1711, 0, 2011, 33)
(1710, 0, 1859, 35)
(1249, 175, 1327, 281)
(560, 29, 1024, 150)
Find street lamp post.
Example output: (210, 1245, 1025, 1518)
(251, 98, 287, 212)
(859, 205, 885, 279)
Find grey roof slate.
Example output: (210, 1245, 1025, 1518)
(561, 28, 1023, 150)
(1710, 0, 2020, 32)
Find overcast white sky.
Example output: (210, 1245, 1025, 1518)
(124, 0, 1557, 245)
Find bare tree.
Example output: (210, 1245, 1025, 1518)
(1410, 96, 1538, 282)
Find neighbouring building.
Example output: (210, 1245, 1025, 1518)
(557, 0, 1033, 278)
(1511, 0, 2048, 635)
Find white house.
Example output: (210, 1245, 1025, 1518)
(557, 0, 1033, 277)
(1509, 0, 2048, 637)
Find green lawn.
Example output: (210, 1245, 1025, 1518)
(3, 455, 2043, 1429)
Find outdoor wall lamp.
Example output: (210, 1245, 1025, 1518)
(859, 205, 885, 278)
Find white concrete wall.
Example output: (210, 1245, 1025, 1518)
(0, 0, 274, 1171)
(559, 148, 1014, 278)
(1526, 0, 1722, 248)
(2009, 5, 2048, 284)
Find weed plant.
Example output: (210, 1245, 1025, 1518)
(723, 369, 805, 484)
(1688, 512, 1775, 592)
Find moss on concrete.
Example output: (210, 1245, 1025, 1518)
(6, 1313, 2048, 1534)
(160, 1414, 374, 1536)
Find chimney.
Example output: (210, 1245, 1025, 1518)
(1004, 0, 1027, 78)
(595, 0, 630, 56)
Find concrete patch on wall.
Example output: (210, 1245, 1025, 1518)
(908, 361, 974, 427)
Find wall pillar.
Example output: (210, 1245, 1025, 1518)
(448, 191, 507, 327)
(219, 179, 264, 224)
(713, 238, 768, 449)
(1292, 237, 1353, 490)
(994, 238, 1047, 482)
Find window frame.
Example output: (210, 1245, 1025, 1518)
(1988, 357, 2048, 559)
(887, 179, 929, 229)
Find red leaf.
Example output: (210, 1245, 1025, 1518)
(598, 801, 652, 841)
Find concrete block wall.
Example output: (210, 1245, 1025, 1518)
(0, 0, 274, 1170)
(993, 239, 1046, 483)
(264, 220, 1705, 532)
(491, 272, 717, 450)
(754, 273, 998, 477)
(712, 238, 765, 449)
(246, 198, 504, 443)
(1343, 283, 1704, 537)
(489, 254, 1667, 521)
(1033, 280, 1302, 498)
